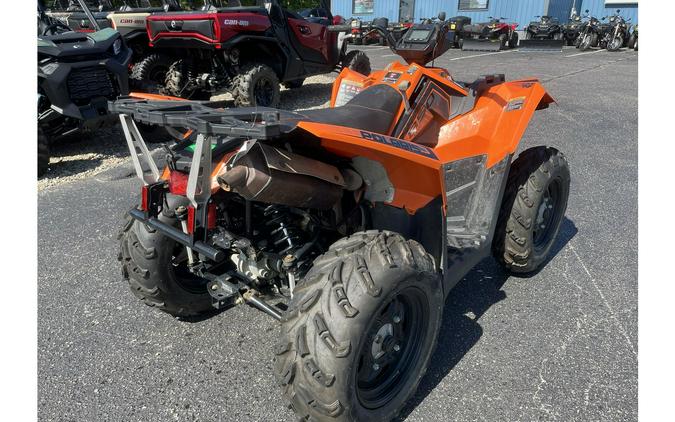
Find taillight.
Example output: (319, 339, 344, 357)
(168, 170, 189, 195)
(333, 15, 344, 25)
(141, 185, 149, 211)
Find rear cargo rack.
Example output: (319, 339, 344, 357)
(109, 97, 284, 139)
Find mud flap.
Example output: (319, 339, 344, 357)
(461, 39, 503, 52)
(518, 39, 564, 52)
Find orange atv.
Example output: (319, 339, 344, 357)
(112, 13, 570, 422)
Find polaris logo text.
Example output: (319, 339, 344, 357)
(223, 20, 249, 26)
(359, 131, 438, 160)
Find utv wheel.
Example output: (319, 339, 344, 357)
(283, 78, 305, 89)
(131, 53, 174, 92)
(232, 63, 280, 108)
(38, 126, 50, 177)
(118, 209, 213, 317)
(342, 50, 371, 76)
(492, 147, 570, 274)
(275, 231, 443, 422)
(164, 60, 211, 100)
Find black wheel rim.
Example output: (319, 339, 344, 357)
(355, 286, 429, 409)
(170, 243, 208, 293)
(254, 77, 275, 106)
(149, 66, 169, 85)
(532, 178, 564, 252)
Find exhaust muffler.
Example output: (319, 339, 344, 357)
(218, 143, 346, 210)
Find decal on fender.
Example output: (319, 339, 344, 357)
(359, 131, 438, 160)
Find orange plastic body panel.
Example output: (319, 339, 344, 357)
(303, 61, 555, 212)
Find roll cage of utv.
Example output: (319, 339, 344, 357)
(45, 0, 116, 31)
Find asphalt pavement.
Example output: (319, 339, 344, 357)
(38, 45, 638, 421)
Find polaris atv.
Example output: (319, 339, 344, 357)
(38, 0, 131, 176)
(461, 16, 519, 51)
(112, 12, 570, 421)
(147, 0, 370, 107)
(45, 0, 115, 32)
(563, 14, 583, 46)
(105, 1, 183, 89)
(520, 15, 564, 51)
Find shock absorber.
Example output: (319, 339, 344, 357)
(264, 205, 304, 255)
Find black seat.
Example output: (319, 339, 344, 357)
(297, 84, 403, 135)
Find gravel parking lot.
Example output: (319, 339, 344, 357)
(38, 45, 638, 421)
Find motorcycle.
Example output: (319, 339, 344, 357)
(576, 10, 603, 51)
(603, 10, 631, 51)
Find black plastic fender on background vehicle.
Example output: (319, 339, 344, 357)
(275, 231, 443, 421)
(492, 147, 570, 274)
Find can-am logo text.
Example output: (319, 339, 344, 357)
(223, 19, 249, 26)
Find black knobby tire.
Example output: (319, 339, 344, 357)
(130, 53, 174, 91)
(231, 63, 281, 108)
(274, 231, 443, 421)
(509, 31, 519, 48)
(118, 209, 214, 316)
(492, 147, 571, 274)
(627, 33, 636, 49)
(283, 78, 305, 89)
(38, 126, 50, 177)
(498, 33, 509, 50)
(163, 59, 211, 100)
(634, 37, 638, 51)
(342, 50, 371, 76)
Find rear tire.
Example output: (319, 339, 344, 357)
(499, 33, 509, 49)
(627, 33, 636, 49)
(118, 209, 214, 317)
(275, 231, 443, 421)
(231, 63, 281, 108)
(38, 126, 50, 177)
(130, 53, 173, 92)
(492, 147, 570, 274)
(342, 50, 371, 76)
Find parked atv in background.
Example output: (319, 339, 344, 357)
(446, 15, 471, 48)
(37, 0, 131, 176)
(148, 0, 370, 107)
(106, 0, 183, 90)
(112, 11, 569, 421)
(602, 10, 631, 51)
(520, 15, 564, 52)
(461, 17, 519, 51)
(563, 14, 583, 46)
(350, 19, 378, 45)
(628, 24, 638, 50)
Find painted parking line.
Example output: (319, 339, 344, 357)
(448, 49, 516, 61)
(565, 49, 607, 57)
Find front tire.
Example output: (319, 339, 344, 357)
(492, 147, 570, 274)
(118, 209, 214, 317)
(231, 63, 281, 108)
(38, 126, 50, 177)
(130, 53, 174, 92)
(607, 34, 623, 51)
(275, 231, 443, 421)
(499, 33, 509, 49)
(509, 31, 519, 48)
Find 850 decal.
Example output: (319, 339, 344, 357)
(359, 131, 438, 160)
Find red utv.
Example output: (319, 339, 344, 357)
(145, 0, 371, 107)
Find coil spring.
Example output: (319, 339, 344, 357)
(264, 205, 304, 255)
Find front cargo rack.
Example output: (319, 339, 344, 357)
(109, 97, 287, 139)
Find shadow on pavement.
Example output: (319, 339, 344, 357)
(398, 217, 577, 420)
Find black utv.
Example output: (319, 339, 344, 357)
(38, 0, 131, 176)
(45, 0, 115, 32)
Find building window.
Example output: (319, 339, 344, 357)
(353, 0, 375, 14)
(458, 0, 489, 11)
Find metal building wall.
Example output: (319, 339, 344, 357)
(331, 0, 551, 29)
(579, 0, 638, 24)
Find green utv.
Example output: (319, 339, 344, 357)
(38, 0, 131, 176)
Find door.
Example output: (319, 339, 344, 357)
(399, 0, 415, 23)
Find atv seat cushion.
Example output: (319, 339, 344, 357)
(297, 84, 402, 135)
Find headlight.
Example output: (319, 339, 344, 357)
(351, 20, 360, 28)
(610, 17, 615, 22)
(112, 38, 122, 55)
